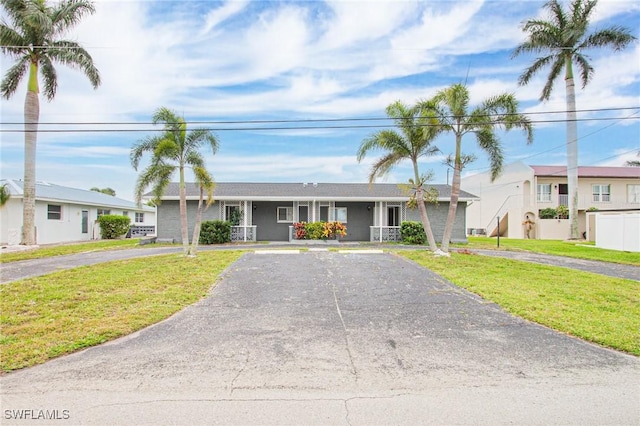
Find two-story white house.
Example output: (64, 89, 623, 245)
(461, 162, 640, 240)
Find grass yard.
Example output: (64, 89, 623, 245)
(0, 239, 145, 263)
(463, 236, 640, 266)
(0, 250, 243, 372)
(400, 250, 640, 356)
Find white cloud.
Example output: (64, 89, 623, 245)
(202, 0, 249, 34)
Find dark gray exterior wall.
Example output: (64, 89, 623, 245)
(406, 202, 468, 243)
(252, 202, 290, 241)
(156, 200, 220, 242)
(338, 202, 374, 241)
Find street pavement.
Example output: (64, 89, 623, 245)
(1, 250, 638, 425)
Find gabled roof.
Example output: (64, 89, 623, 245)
(531, 165, 640, 178)
(1, 179, 154, 212)
(153, 182, 478, 202)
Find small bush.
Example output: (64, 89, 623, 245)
(556, 205, 569, 219)
(401, 221, 426, 245)
(97, 215, 131, 239)
(293, 222, 307, 239)
(539, 208, 557, 219)
(200, 220, 231, 244)
(305, 222, 325, 240)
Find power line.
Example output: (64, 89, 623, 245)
(2, 115, 639, 133)
(1, 106, 638, 127)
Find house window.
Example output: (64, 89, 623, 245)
(592, 184, 610, 202)
(135, 212, 144, 223)
(333, 207, 348, 222)
(123, 211, 129, 217)
(628, 185, 640, 204)
(97, 209, 111, 218)
(536, 184, 551, 202)
(47, 204, 62, 220)
(388, 206, 400, 226)
(277, 206, 293, 223)
(225, 205, 241, 226)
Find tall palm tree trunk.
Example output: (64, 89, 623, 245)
(565, 61, 580, 240)
(187, 186, 205, 256)
(178, 166, 189, 255)
(22, 84, 39, 245)
(441, 134, 463, 252)
(413, 163, 438, 251)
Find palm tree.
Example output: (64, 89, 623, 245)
(0, 183, 11, 207)
(419, 84, 533, 252)
(131, 107, 219, 256)
(188, 173, 215, 256)
(0, 0, 101, 245)
(357, 100, 440, 251)
(512, 0, 636, 239)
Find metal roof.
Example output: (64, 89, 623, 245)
(531, 165, 640, 178)
(1, 179, 154, 211)
(152, 182, 478, 201)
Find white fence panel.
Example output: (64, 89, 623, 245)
(596, 213, 640, 252)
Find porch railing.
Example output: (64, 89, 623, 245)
(231, 226, 257, 242)
(370, 226, 402, 242)
(558, 194, 568, 206)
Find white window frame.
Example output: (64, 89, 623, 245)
(277, 206, 293, 223)
(97, 209, 111, 218)
(135, 212, 144, 223)
(537, 184, 551, 202)
(47, 204, 62, 220)
(592, 184, 611, 202)
(627, 184, 640, 204)
(332, 207, 348, 223)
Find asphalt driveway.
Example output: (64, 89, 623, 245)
(1, 251, 639, 425)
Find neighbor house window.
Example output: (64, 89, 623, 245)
(123, 211, 129, 217)
(537, 184, 551, 202)
(97, 209, 110, 218)
(135, 212, 144, 223)
(628, 184, 640, 204)
(332, 207, 348, 222)
(592, 184, 610, 202)
(47, 204, 62, 220)
(277, 206, 293, 223)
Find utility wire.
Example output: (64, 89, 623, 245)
(1, 106, 638, 126)
(2, 115, 639, 133)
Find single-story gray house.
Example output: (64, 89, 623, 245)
(151, 182, 477, 244)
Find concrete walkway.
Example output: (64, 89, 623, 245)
(1, 251, 638, 425)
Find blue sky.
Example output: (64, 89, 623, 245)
(1, 0, 639, 201)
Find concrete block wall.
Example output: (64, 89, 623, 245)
(157, 200, 220, 243)
(406, 202, 468, 243)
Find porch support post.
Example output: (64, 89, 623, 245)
(243, 201, 248, 242)
(379, 201, 383, 243)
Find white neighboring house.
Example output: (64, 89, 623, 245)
(461, 162, 640, 240)
(0, 179, 156, 246)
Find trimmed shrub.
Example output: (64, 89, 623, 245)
(401, 221, 426, 245)
(305, 222, 325, 240)
(97, 215, 131, 239)
(293, 222, 307, 239)
(539, 208, 557, 219)
(200, 220, 231, 244)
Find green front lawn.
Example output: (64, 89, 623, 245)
(462, 236, 640, 266)
(0, 251, 244, 372)
(400, 250, 640, 356)
(0, 239, 145, 263)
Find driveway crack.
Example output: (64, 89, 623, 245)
(328, 268, 359, 381)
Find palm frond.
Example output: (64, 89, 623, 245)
(50, 0, 96, 36)
(476, 128, 503, 182)
(130, 135, 163, 169)
(48, 40, 101, 88)
(540, 55, 565, 101)
(39, 54, 58, 100)
(0, 55, 29, 99)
